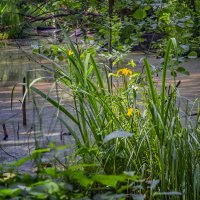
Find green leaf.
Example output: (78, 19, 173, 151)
(176, 67, 190, 75)
(57, 55, 64, 61)
(92, 174, 126, 188)
(0, 5, 7, 15)
(70, 171, 93, 187)
(181, 70, 190, 75)
(29, 191, 48, 199)
(32, 148, 50, 156)
(144, 5, 151, 10)
(176, 67, 186, 72)
(171, 71, 177, 77)
(188, 51, 198, 59)
(56, 144, 70, 151)
(133, 8, 147, 19)
(0, 188, 20, 197)
(8, 156, 31, 167)
(31, 180, 59, 194)
(104, 131, 132, 142)
(123, 171, 138, 180)
(44, 168, 57, 177)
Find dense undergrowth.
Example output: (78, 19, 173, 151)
(0, 35, 199, 199)
(0, 0, 200, 58)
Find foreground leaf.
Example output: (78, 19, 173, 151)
(92, 174, 126, 188)
(0, 188, 20, 197)
(188, 51, 198, 59)
(104, 131, 132, 142)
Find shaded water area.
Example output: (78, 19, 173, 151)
(0, 38, 199, 171)
(0, 38, 75, 171)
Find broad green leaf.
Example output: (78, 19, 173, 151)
(176, 67, 190, 75)
(188, 51, 198, 59)
(0, 188, 20, 197)
(144, 5, 151, 10)
(123, 171, 139, 181)
(70, 171, 93, 187)
(104, 131, 132, 142)
(181, 70, 190, 75)
(92, 174, 126, 188)
(29, 191, 48, 199)
(133, 8, 147, 19)
(44, 168, 57, 177)
(9, 156, 31, 167)
(31, 180, 59, 194)
(176, 67, 186, 72)
(171, 71, 177, 77)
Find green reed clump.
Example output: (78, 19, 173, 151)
(28, 35, 199, 199)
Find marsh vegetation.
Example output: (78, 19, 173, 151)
(0, 1, 200, 199)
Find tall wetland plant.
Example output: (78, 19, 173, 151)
(28, 35, 200, 199)
(1, 36, 199, 199)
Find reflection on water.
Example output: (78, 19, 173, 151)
(0, 38, 73, 167)
(0, 38, 53, 87)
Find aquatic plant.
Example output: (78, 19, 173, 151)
(24, 35, 200, 199)
(0, 34, 199, 199)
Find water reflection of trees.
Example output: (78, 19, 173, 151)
(0, 45, 52, 86)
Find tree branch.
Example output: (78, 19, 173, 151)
(28, 11, 101, 23)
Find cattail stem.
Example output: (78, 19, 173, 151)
(22, 77, 27, 126)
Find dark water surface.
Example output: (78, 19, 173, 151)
(0, 38, 74, 168)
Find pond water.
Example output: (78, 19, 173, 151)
(0, 37, 199, 171)
(0, 38, 75, 169)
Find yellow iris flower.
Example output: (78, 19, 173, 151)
(127, 108, 140, 117)
(117, 68, 132, 76)
(68, 49, 73, 56)
(127, 108, 134, 117)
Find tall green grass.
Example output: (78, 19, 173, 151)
(29, 35, 200, 199)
